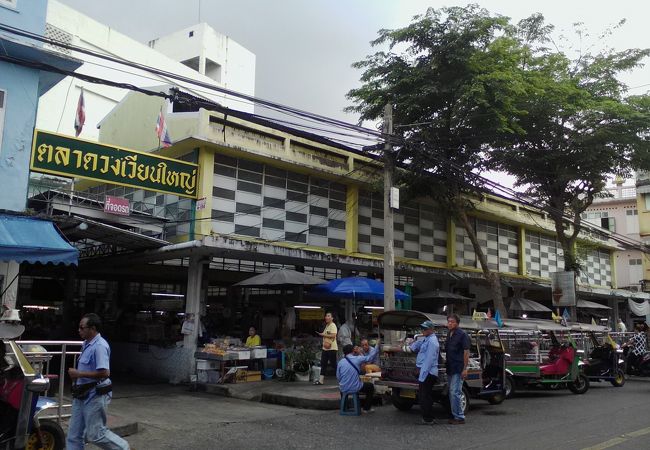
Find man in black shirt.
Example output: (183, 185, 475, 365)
(445, 314, 470, 424)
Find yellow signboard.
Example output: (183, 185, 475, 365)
(298, 309, 324, 320)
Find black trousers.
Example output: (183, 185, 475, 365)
(321, 350, 338, 376)
(341, 382, 375, 411)
(419, 374, 438, 422)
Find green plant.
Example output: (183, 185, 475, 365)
(286, 345, 318, 374)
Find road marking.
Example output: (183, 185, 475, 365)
(582, 426, 650, 450)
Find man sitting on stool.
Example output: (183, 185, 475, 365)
(337, 341, 380, 413)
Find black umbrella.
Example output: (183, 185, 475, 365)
(413, 289, 471, 301)
(233, 268, 326, 288)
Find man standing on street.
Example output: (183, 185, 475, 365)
(408, 320, 440, 425)
(337, 341, 380, 413)
(445, 314, 470, 425)
(67, 313, 130, 450)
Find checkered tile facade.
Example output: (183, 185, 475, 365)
(357, 191, 447, 263)
(579, 249, 612, 286)
(211, 155, 347, 248)
(525, 232, 563, 278)
(455, 218, 519, 274)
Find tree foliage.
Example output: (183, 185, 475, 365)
(347, 5, 523, 316)
(347, 5, 650, 315)
(490, 15, 650, 272)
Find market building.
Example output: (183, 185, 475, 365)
(20, 87, 650, 382)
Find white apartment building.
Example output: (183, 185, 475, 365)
(35, 0, 255, 143)
(584, 178, 642, 290)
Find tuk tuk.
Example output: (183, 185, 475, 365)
(376, 310, 507, 414)
(1, 339, 65, 450)
(572, 323, 625, 387)
(500, 318, 589, 397)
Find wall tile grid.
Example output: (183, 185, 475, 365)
(357, 190, 447, 263)
(211, 154, 347, 248)
(524, 231, 563, 278)
(578, 249, 612, 286)
(456, 218, 519, 274)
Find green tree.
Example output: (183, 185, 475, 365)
(347, 5, 528, 317)
(491, 16, 650, 274)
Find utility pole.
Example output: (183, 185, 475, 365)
(383, 103, 396, 312)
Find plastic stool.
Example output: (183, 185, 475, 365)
(339, 392, 361, 416)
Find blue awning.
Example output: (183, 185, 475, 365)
(0, 215, 78, 266)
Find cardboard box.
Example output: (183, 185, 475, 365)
(235, 369, 262, 383)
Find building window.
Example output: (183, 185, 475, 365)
(0, 0, 17, 10)
(626, 209, 638, 216)
(629, 259, 642, 266)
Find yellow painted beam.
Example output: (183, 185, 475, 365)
(447, 218, 456, 268)
(195, 146, 214, 239)
(345, 185, 359, 254)
(518, 226, 526, 276)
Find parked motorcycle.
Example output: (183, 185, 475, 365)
(1, 338, 66, 450)
(622, 346, 650, 377)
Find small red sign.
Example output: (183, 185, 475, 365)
(104, 195, 130, 216)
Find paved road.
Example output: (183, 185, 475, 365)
(106, 378, 650, 450)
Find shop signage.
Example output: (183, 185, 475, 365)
(30, 130, 199, 198)
(104, 196, 130, 216)
(196, 197, 206, 211)
(298, 308, 323, 320)
(550, 271, 576, 306)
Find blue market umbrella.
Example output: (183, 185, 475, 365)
(310, 276, 408, 301)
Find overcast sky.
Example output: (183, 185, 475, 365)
(58, 0, 650, 126)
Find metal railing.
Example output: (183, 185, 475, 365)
(16, 340, 83, 423)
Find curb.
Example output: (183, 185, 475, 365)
(112, 421, 139, 437)
(260, 392, 339, 410)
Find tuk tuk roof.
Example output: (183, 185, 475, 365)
(377, 310, 500, 331)
(570, 322, 609, 332)
(502, 318, 569, 331)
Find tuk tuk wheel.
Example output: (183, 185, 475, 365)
(441, 386, 470, 415)
(26, 420, 65, 450)
(487, 393, 505, 405)
(568, 374, 589, 395)
(505, 375, 515, 398)
(611, 369, 625, 387)
(391, 388, 416, 411)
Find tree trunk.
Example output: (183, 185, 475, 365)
(456, 208, 508, 318)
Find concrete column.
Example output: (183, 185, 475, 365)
(183, 255, 208, 349)
(0, 261, 20, 309)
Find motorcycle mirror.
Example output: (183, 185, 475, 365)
(26, 377, 50, 393)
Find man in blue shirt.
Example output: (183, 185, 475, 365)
(337, 340, 380, 412)
(409, 320, 440, 425)
(66, 313, 130, 450)
(445, 313, 471, 425)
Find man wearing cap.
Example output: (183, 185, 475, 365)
(409, 320, 440, 425)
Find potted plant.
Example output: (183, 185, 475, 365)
(285, 345, 317, 382)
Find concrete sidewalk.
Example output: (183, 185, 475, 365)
(198, 378, 343, 410)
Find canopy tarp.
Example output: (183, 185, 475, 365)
(510, 297, 552, 312)
(0, 214, 78, 266)
(576, 299, 611, 310)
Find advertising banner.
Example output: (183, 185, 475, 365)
(550, 271, 576, 307)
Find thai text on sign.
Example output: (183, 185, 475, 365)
(30, 130, 198, 198)
(104, 196, 130, 216)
